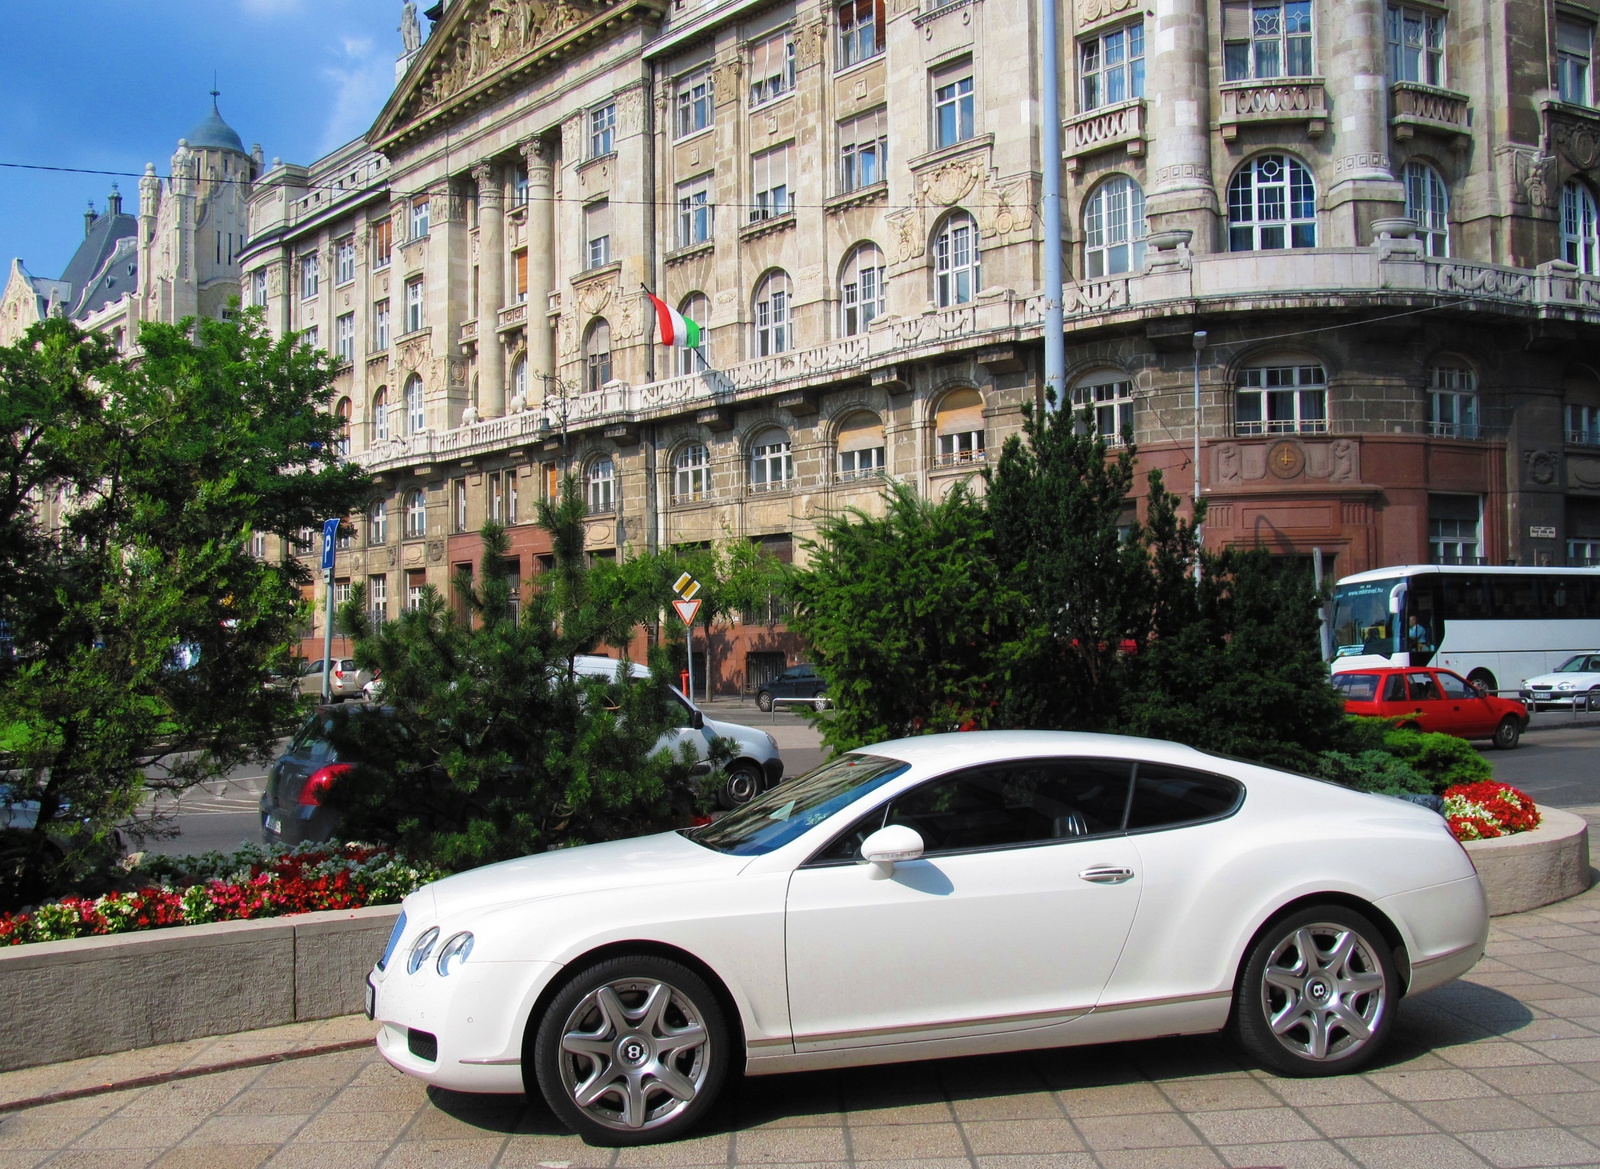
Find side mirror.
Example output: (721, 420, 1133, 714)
(690, 709, 704, 730)
(859, 824, 924, 880)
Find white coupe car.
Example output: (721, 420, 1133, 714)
(1520, 652, 1600, 710)
(367, 730, 1488, 1146)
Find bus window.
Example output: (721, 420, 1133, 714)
(1440, 573, 1493, 620)
(1493, 575, 1540, 619)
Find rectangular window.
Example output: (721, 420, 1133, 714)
(251, 531, 267, 558)
(488, 472, 505, 524)
(677, 173, 714, 246)
(411, 200, 430, 240)
(933, 66, 975, 148)
(837, 445, 885, 479)
(749, 30, 797, 106)
(405, 278, 425, 333)
(837, 0, 886, 67)
(1387, 5, 1445, 86)
(675, 66, 714, 138)
(335, 313, 355, 362)
(302, 326, 319, 351)
(590, 102, 616, 157)
(1559, 18, 1594, 106)
(1071, 380, 1135, 443)
(374, 300, 390, 350)
(751, 144, 792, 221)
(1568, 403, 1600, 445)
(543, 461, 560, 501)
(1430, 366, 1478, 438)
(336, 237, 356, 285)
(507, 470, 518, 524)
(251, 269, 268, 307)
(1224, 0, 1314, 81)
(453, 478, 468, 533)
(371, 218, 393, 269)
(839, 107, 887, 193)
(1429, 494, 1482, 565)
(300, 253, 319, 299)
(937, 430, 985, 465)
(406, 569, 426, 611)
(513, 249, 528, 302)
(1235, 365, 1328, 435)
(369, 574, 388, 623)
(334, 579, 352, 607)
(1080, 22, 1145, 110)
(585, 201, 612, 268)
(511, 165, 530, 207)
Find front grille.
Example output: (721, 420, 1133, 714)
(407, 1028, 438, 1062)
(1533, 685, 1554, 691)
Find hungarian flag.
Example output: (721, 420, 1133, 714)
(647, 292, 701, 349)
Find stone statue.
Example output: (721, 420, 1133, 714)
(401, 1, 422, 54)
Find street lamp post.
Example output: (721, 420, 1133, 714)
(1192, 330, 1208, 585)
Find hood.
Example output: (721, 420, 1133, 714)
(1526, 671, 1599, 685)
(420, 830, 745, 923)
(703, 716, 773, 752)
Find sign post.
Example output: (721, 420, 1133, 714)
(320, 519, 340, 703)
(671, 573, 703, 700)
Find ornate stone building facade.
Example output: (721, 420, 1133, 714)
(244, 0, 1600, 690)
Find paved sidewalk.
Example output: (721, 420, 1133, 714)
(12, 887, 1600, 1169)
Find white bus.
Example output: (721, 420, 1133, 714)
(1328, 564, 1600, 695)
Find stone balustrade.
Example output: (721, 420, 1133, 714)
(1390, 82, 1472, 142)
(496, 302, 528, 332)
(1218, 78, 1328, 140)
(1062, 99, 1146, 172)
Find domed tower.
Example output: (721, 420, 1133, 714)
(175, 89, 257, 319)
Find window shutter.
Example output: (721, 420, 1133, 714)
(1558, 18, 1593, 54)
(1223, 1, 1251, 40)
(837, 411, 886, 452)
(935, 389, 986, 434)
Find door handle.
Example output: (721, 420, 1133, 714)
(1078, 865, 1135, 884)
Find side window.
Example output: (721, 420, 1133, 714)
(1436, 671, 1471, 699)
(1124, 763, 1241, 831)
(662, 692, 696, 729)
(1382, 674, 1407, 702)
(1406, 671, 1441, 701)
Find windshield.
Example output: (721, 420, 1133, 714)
(1555, 655, 1600, 673)
(1331, 578, 1402, 657)
(684, 753, 909, 856)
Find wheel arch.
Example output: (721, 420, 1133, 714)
(518, 939, 750, 1077)
(1233, 891, 1413, 1002)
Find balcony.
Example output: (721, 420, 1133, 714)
(1218, 78, 1327, 140)
(1063, 99, 1146, 172)
(934, 449, 987, 470)
(496, 302, 527, 333)
(1569, 429, 1600, 447)
(1390, 82, 1471, 142)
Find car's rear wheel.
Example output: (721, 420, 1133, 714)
(1492, 715, 1521, 750)
(717, 761, 763, 809)
(1232, 905, 1397, 1077)
(756, 691, 773, 712)
(532, 955, 729, 1146)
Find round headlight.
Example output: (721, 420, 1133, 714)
(1560, 682, 1578, 690)
(407, 926, 440, 975)
(435, 931, 474, 977)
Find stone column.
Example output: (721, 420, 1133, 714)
(473, 162, 506, 418)
(521, 137, 556, 390)
(1325, 0, 1406, 245)
(1144, 0, 1219, 249)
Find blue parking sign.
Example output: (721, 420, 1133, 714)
(321, 518, 341, 573)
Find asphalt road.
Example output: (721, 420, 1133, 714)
(1485, 715, 1600, 807)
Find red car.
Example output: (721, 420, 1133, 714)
(1331, 666, 1528, 749)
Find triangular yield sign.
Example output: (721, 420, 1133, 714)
(672, 598, 702, 625)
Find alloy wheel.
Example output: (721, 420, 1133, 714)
(1259, 922, 1387, 1062)
(556, 978, 711, 1132)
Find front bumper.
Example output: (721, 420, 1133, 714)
(761, 756, 784, 787)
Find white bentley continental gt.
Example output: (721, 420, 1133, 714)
(366, 731, 1488, 1145)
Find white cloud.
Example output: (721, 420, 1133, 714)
(318, 35, 394, 152)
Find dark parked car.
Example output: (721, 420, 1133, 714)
(260, 706, 377, 845)
(756, 663, 829, 712)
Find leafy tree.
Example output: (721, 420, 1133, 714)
(668, 538, 789, 701)
(788, 480, 1013, 754)
(328, 498, 709, 870)
(0, 314, 370, 905)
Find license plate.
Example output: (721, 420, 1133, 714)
(265, 814, 283, 835)
(364, 976, 376, 1020)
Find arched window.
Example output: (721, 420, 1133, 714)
(674, 443, 710, 501)
(749, 427, 793, 492)
(753, 272, 791, 356)
(836, 410, 886, 480)
(676, 294, 711, 376)
(935, 388, 986, 465)
(369, 498, 388, 545)
(512, 354, 528, 405)
(841, 244, 885, 335)
(403, 373, 425, 434)
(1428, 361, 1478, 438)
(1070, 373, 1134, 443)
(1563, 181, 1600, 274)
(1228, 155, 1317, 251)
(1083, 177, 1147, 277)
(1404, 162, 1449, 257)
(1235, 360, 1327, 435)
(587, 456, 616, 512)
(335, 397, 351, 457)
(403, 489, 426, 538)
(934, 212, 980, 307)
(371, 386, 389, 443)
(585, 319, 612, 392)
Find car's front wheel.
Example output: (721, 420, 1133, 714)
(1492, 715, 1522, 750)
(532, 955, 730, 1146)
(1231, 905, 1397, 1077)
(717, 761, 764, 809)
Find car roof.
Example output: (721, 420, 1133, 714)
(1335, 665, 1443, 675)
(853, 729, 1228, 771)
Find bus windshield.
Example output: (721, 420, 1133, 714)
(1331, 578, 1401, 657)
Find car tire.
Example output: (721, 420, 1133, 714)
(717, 762, 764, 809)
(756, 692, 773, 713)
(1231, 904, 1398, 1078)
(813, 696, 828, 712)
(1466, 669, 1498, 696)
(1492, 715, 1522, 750)
(1587, 688, 1600, 713)
(532, 954, 730, 1147)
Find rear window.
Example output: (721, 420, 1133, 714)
(1331, 673, 1379, 701)
(1125, 763, 1243, 831)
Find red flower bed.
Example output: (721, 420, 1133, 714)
(1442, 781, 1542, 842)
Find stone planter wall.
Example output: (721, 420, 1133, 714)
(1463, 807, 1592, 916)
(0, 905, 399, 1074)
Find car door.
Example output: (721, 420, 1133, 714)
(784, 757, 1142, 1051)
(1402, 670, 1449, 732)
(651, 688, 711, 765)
(1435, 669, 1489, 736)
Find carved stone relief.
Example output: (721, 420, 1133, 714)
(616, 291, 642, 338)
(1215, 442, 1242, 484)
(1526, 448, 1560, 486)
(712, 55, 744, 105)
(1212, 439, 1360, 485)
(617, 86, 645, 136)
(561, 116, 584, 163)
(408, 0, 586, 119)
(427, 540, 445, 563)
(1504, 146, 1558, 208)
(794, 21, 827, 69)
(1076, 0, 1139, 25)
(576, 278, 614, 317)
(1553, 116, 1600, 171)
(1330, 439, 1358, 482)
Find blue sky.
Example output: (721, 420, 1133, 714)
(1, 0, 404, 279)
